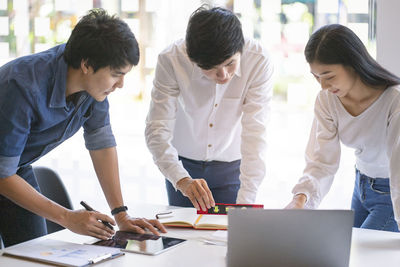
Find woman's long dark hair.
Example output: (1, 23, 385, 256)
(305, 24, 400, 88)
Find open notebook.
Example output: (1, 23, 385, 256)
(2, 238, 124, 267)
(157, 208, 228, 230)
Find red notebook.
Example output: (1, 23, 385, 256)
(197, 203, 264, 215)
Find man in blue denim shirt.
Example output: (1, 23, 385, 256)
(0, 9, 166, 247)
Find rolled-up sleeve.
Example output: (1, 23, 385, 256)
(84, 124, 116, 150)
(83, 98, 116, 150)
(0, 156, 20, 178)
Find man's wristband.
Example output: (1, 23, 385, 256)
(111, 205, 128, 216)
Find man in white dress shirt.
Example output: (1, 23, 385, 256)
(145, 6, 273, 210)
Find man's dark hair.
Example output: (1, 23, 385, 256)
(305, 24, 400, 87)
(186, 6, 244, 70)
(64, 8, 139, 72)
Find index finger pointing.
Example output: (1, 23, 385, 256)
(201, 182, 215, 207)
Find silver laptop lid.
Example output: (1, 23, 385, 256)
(227, 209, 354, 267)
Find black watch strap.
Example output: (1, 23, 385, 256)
(111, 205, 128, 215)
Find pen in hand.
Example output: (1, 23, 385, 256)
(80, 201, 114, 230)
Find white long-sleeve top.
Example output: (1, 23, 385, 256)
(145, 38, 274, 203)
(292, 85, 400, 227)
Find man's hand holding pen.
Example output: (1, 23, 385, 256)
(80, 201, 114, 230)
(62, 208, 116, 240)
(59, 201, 167, 240)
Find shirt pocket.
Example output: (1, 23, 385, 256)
(219, 98, 243, 115)
(216, 98, 243, 129)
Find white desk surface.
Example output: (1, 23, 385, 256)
(1, 203, 400, 267)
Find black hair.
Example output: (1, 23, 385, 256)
(305, 24, 400, 87)
(186, 6, 244, 70)
(63, 8, 139, 72)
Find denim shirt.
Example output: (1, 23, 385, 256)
(0, 44, 116, 179)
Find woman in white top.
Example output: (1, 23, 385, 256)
(286, 24, 400, 232)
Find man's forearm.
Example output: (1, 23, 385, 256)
(0, 174, 69, 225)
(89, 147, 124, 210)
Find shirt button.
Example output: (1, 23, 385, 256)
(208, 144, 212, 148)
(214, 103, 218, 107)
(209, 123, 213, 127)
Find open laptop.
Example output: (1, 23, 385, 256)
(227, 209, 354, 267)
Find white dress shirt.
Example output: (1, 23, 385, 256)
(292, 85, 400, 227)
(145, 38, 274, 203)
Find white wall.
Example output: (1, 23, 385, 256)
(376, 0, 400, 76)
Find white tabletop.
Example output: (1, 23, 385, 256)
(1, 203, 400, 267)
(349, 227, 400, 267)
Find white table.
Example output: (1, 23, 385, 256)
(1, 203, 400, 267)
(349, 227, 400, 267)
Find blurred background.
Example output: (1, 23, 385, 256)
(0, 0, 376, 212)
